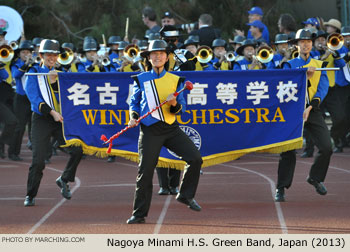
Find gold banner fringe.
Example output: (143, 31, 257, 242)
(63, 138, 303, 170)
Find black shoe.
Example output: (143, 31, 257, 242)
(24, 196, 35, 207)
(333, 147, 343, 153)
(56, 176, 72, 199)
(169, 187, 179, 195)
(107, 156, 116, 163)
(126, 216, 145, 224)
(274, 188, 285, 202)
(301, 152, 313, 158)
(8, 154, 23, 161)
(176, 194, 201, 211)
(307, 177, 327, 195)
(158, 187, 170, 195)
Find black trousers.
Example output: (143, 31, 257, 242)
(277, 108, 333, 189)
(156, 167, 181, 189)
(26, 113, 83, 198)
(303, 86, 347, 151)
(132, 122, 202, 218)
(338, 85, 350, 136)
(8, 94, 32, 156)
(0, 86, 17, 150)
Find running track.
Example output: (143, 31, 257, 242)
(1, 140, 349, 234)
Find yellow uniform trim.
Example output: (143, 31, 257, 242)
(323, 53, 335, 87)
(63, 137, 303, 170)
(302, 58, 323, 100)
(153, 72, 180, 124)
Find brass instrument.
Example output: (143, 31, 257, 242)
(0, 45, 14, 62)
(291, 49, 299, 59)
(123, 44, 140, 62)
(327, 33, 344, 51)
(196, 45, 213, 64)
(33, 55, 42, 64)
(224, 51, 236, 62)
(255, 45, 274, 63)
(10, 41, 19, 50)
(58, 48, 74, 65)
(100, 56, 111, 66)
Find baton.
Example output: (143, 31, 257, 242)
(101, 81, 194, 153)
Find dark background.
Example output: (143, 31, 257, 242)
(0, 0, 344, 46)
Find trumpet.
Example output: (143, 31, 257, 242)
(196, 45, 213, 64)
(327, 33, 344, 51)
(0, 45, 14, 63)
(100, 56, 111, 66)
(123, 44, 140, 62)
(224, 51, 236, 62)
(255, 45, 274, 63)
(33, 55, 42, 64)
(58, 48, 74, 65)
(10, 41, 18, 50)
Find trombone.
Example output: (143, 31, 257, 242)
(0, 45, 14, 62)
(123, 44, 140, 62)
(255, 45, 274, 63)
(58, 48, 75, 66)
(327, 33, 344, 51)
(196, 45, 213, 64)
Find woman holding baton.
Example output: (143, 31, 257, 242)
(126, 39, 202, 224)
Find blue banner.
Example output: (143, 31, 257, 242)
(58, 69, 307, 169)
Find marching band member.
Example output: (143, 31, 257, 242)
(77, 36, 116, 73)
(274, 29, 332, 202)
(183, 37, 203, 71)
(233, 39, 264, 70)
(155, 26, 197, 195)
(0, 30, 17, 160)
(114, 41, 128, 71)
(267, 34, 290, 69)
(209, 38, 230, 70)
(57, 42, 78, 72)
(333, 26, 350, 148)
(126, 40, 202, 224)
(24, 39, 83, 206)
(31, 37, 43, 57)
(107, 35, 121, 68)
(9, 40, 34, 161)
(311, 30, 346, 153)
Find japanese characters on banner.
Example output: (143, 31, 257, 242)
(58, 69, 307, 169)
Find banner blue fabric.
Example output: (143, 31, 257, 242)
(58, 69, 307, 169)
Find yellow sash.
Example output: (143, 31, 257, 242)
(70, 63, 78, 72)
(4, 61, 13, 85)
(302, 58, 323, 100)
(220, 61, 229, 70)
(322, 53, 335, 87)
(153, 72, 180, 124)
(48, 76, 60, 113)
(195, 61, 203, 71)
